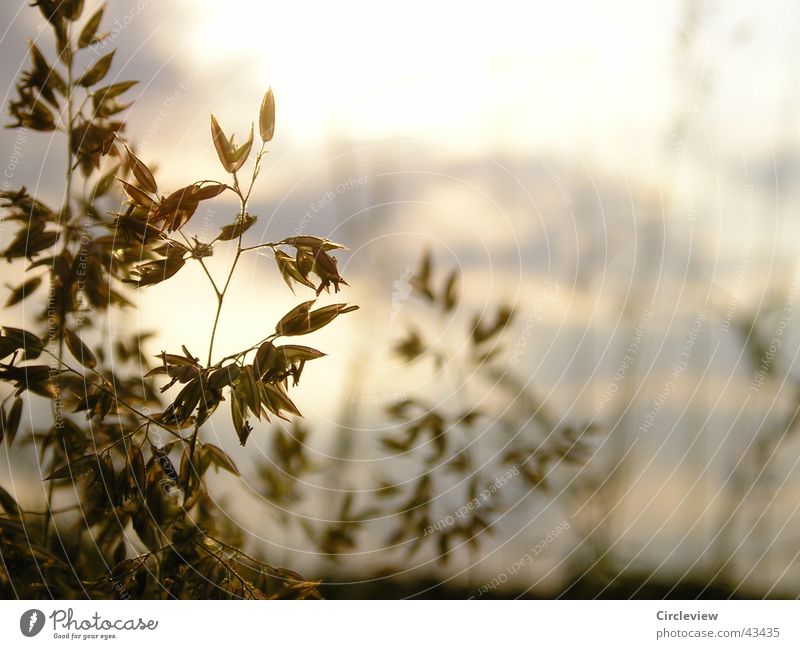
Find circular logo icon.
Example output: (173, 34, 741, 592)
(20, 609, 45, 637)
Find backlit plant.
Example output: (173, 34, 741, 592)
(0, 0, 356, 599)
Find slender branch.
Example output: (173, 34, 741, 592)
(240, 242, 279, 254)
(184, 144, 268, 499)
(205, 162, 262, 368)
(70, 90, 91, 128)
(22, 504, 84, 517)
(179, 231, 220, 297)
(206, 287, 228, 367)
(213, 332, 279, 369)
(45, 24, 75, 545)
(96, 421, 149, 456)
(204, 533, 276, 571)
(196, 542, 258, 597)
(242, 144, 266, 206)
(197, 257, 221, 297)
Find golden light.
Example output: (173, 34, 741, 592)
(169, 0, 645, 150)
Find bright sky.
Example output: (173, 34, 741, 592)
(135, 0, 800, 179)
(3, 1, 797, 195)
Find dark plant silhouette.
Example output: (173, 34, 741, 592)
(251, 250, 601, 593)
(0, 1, 355, 598)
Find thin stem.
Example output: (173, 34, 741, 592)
(213, 332, 278, 368)
(240, 242, 279, 253)
(206, 290, 228, 367)
(197, 258, 220, 297)
(70, 90, 90, 128)
(179, 231, 220, 297)
(196, 543, 258, 598)
(45, 24, 75, 545)
(22, 504, 84, 517)
(96, 421, 149, 456)
(204, 533, 269, 567)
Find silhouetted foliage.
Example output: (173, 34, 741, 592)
(0, 1, 355, 599)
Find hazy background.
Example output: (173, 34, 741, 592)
(3, 0, 800, 597)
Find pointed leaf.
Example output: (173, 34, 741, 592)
(230, 384, 250, 446)
(5, 275, 42, 307)
(275, 250, 315, 292)
(210, 114, 235, 173)
(202, 443, 240, 476)
(93, 80, 138, 100)
(78, 4, 104, 48)
(276, 345, 326, 364)
(260, 381, 302, 419)
(253, 341, 278, 378)
(91, 164, 120, 198)
(0, 484, 20, 517)
(2, 397, 23, 446)
(44, 454, 99, 481)
(218, 213, 255, 241)
(64, 328, 97, 369)
(442, 270, 459, 312)
(193, 182, 228, 201)
(275, 300, 315, 336)
(207, 364, 240, 390)
(118, 179, 155, 209)
(78, 51, 114, 87)
(125, 145, 157, 194)
(259, 88, 275, 142)
(228, 123, 253, 173)
(240, 365, 262, 419)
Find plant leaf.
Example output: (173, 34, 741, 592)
(260, 381, 301, 419)
(118, 179, 155, 209)
(0, 326, 43, 359)
(202, 443, 240, 476)
(44, 454, 99, 481)
(0, 484, 20, 518)
(1, 397, 23, 445)
(210, 114, 235, 173)
(78, 4, 104, 48)
(259, 88, 275, 142)
(253, 341, 277, 379)
(218, 213, 255, 241)
(442, 270, 459, 312)
(5, 275, 42, 307)
(228, 123, 253, 173)
(207, 364, 240, 390)
(276, 345, 326, 364)
(230, 383, 250, 446)
(124, 144, 157, 194)
(78, 51, 114, 87)
(193, 182, 228, 201)
(93, 80, 138, 100)
(276, 302, 358, 337)
(64, 328, 97, 369)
